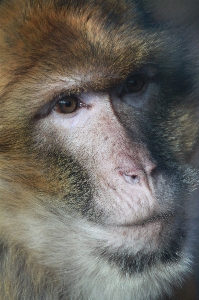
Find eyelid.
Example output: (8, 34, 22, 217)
(49, 94, 90, 117)
(55, 93, 89, 109)
(34, 93, 77, 119)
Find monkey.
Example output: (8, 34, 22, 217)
(0, 0, 199, 299)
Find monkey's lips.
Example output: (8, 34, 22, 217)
(103, 211, 176, 254)
(124, 211, 174, 227)
(105, 210, 174, 228)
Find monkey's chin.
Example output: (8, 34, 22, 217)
(98, 216, 185, 276)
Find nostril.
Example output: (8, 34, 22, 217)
(123, 173, 139, 184)
(150, 166, 160, 181)
(118, 161, 157, 185)
(146, 162, 157, 177)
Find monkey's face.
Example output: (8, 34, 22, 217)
(32, 75, 195, 275)
(0, 0, 198, 295)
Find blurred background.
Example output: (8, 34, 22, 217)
(142, 0, 199, 27)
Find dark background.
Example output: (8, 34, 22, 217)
(142, 0, 199, 27)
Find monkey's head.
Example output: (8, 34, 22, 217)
(0, 1, 198, 299)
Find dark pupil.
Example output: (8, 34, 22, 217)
(61, 100, 72, 107)
(128, 79, 137, 87)
(125, 75, 144, 93)
(54, 95, 78, 114)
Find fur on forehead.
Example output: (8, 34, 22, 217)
(0, 0, 162, 90)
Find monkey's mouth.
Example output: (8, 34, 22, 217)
(98, 211, 184, 276)
(106, 210, 175, 228)
(128, 211, 175, 227)
(99, 210, 177, 253)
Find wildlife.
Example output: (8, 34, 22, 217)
(0, 0, 198, 299)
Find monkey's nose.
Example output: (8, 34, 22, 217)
(123, 172, 140, 184)
(119, 162, 157, 186)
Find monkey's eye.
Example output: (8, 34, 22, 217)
(53, 95, 79, 114)
(122, 75, 146, 94)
